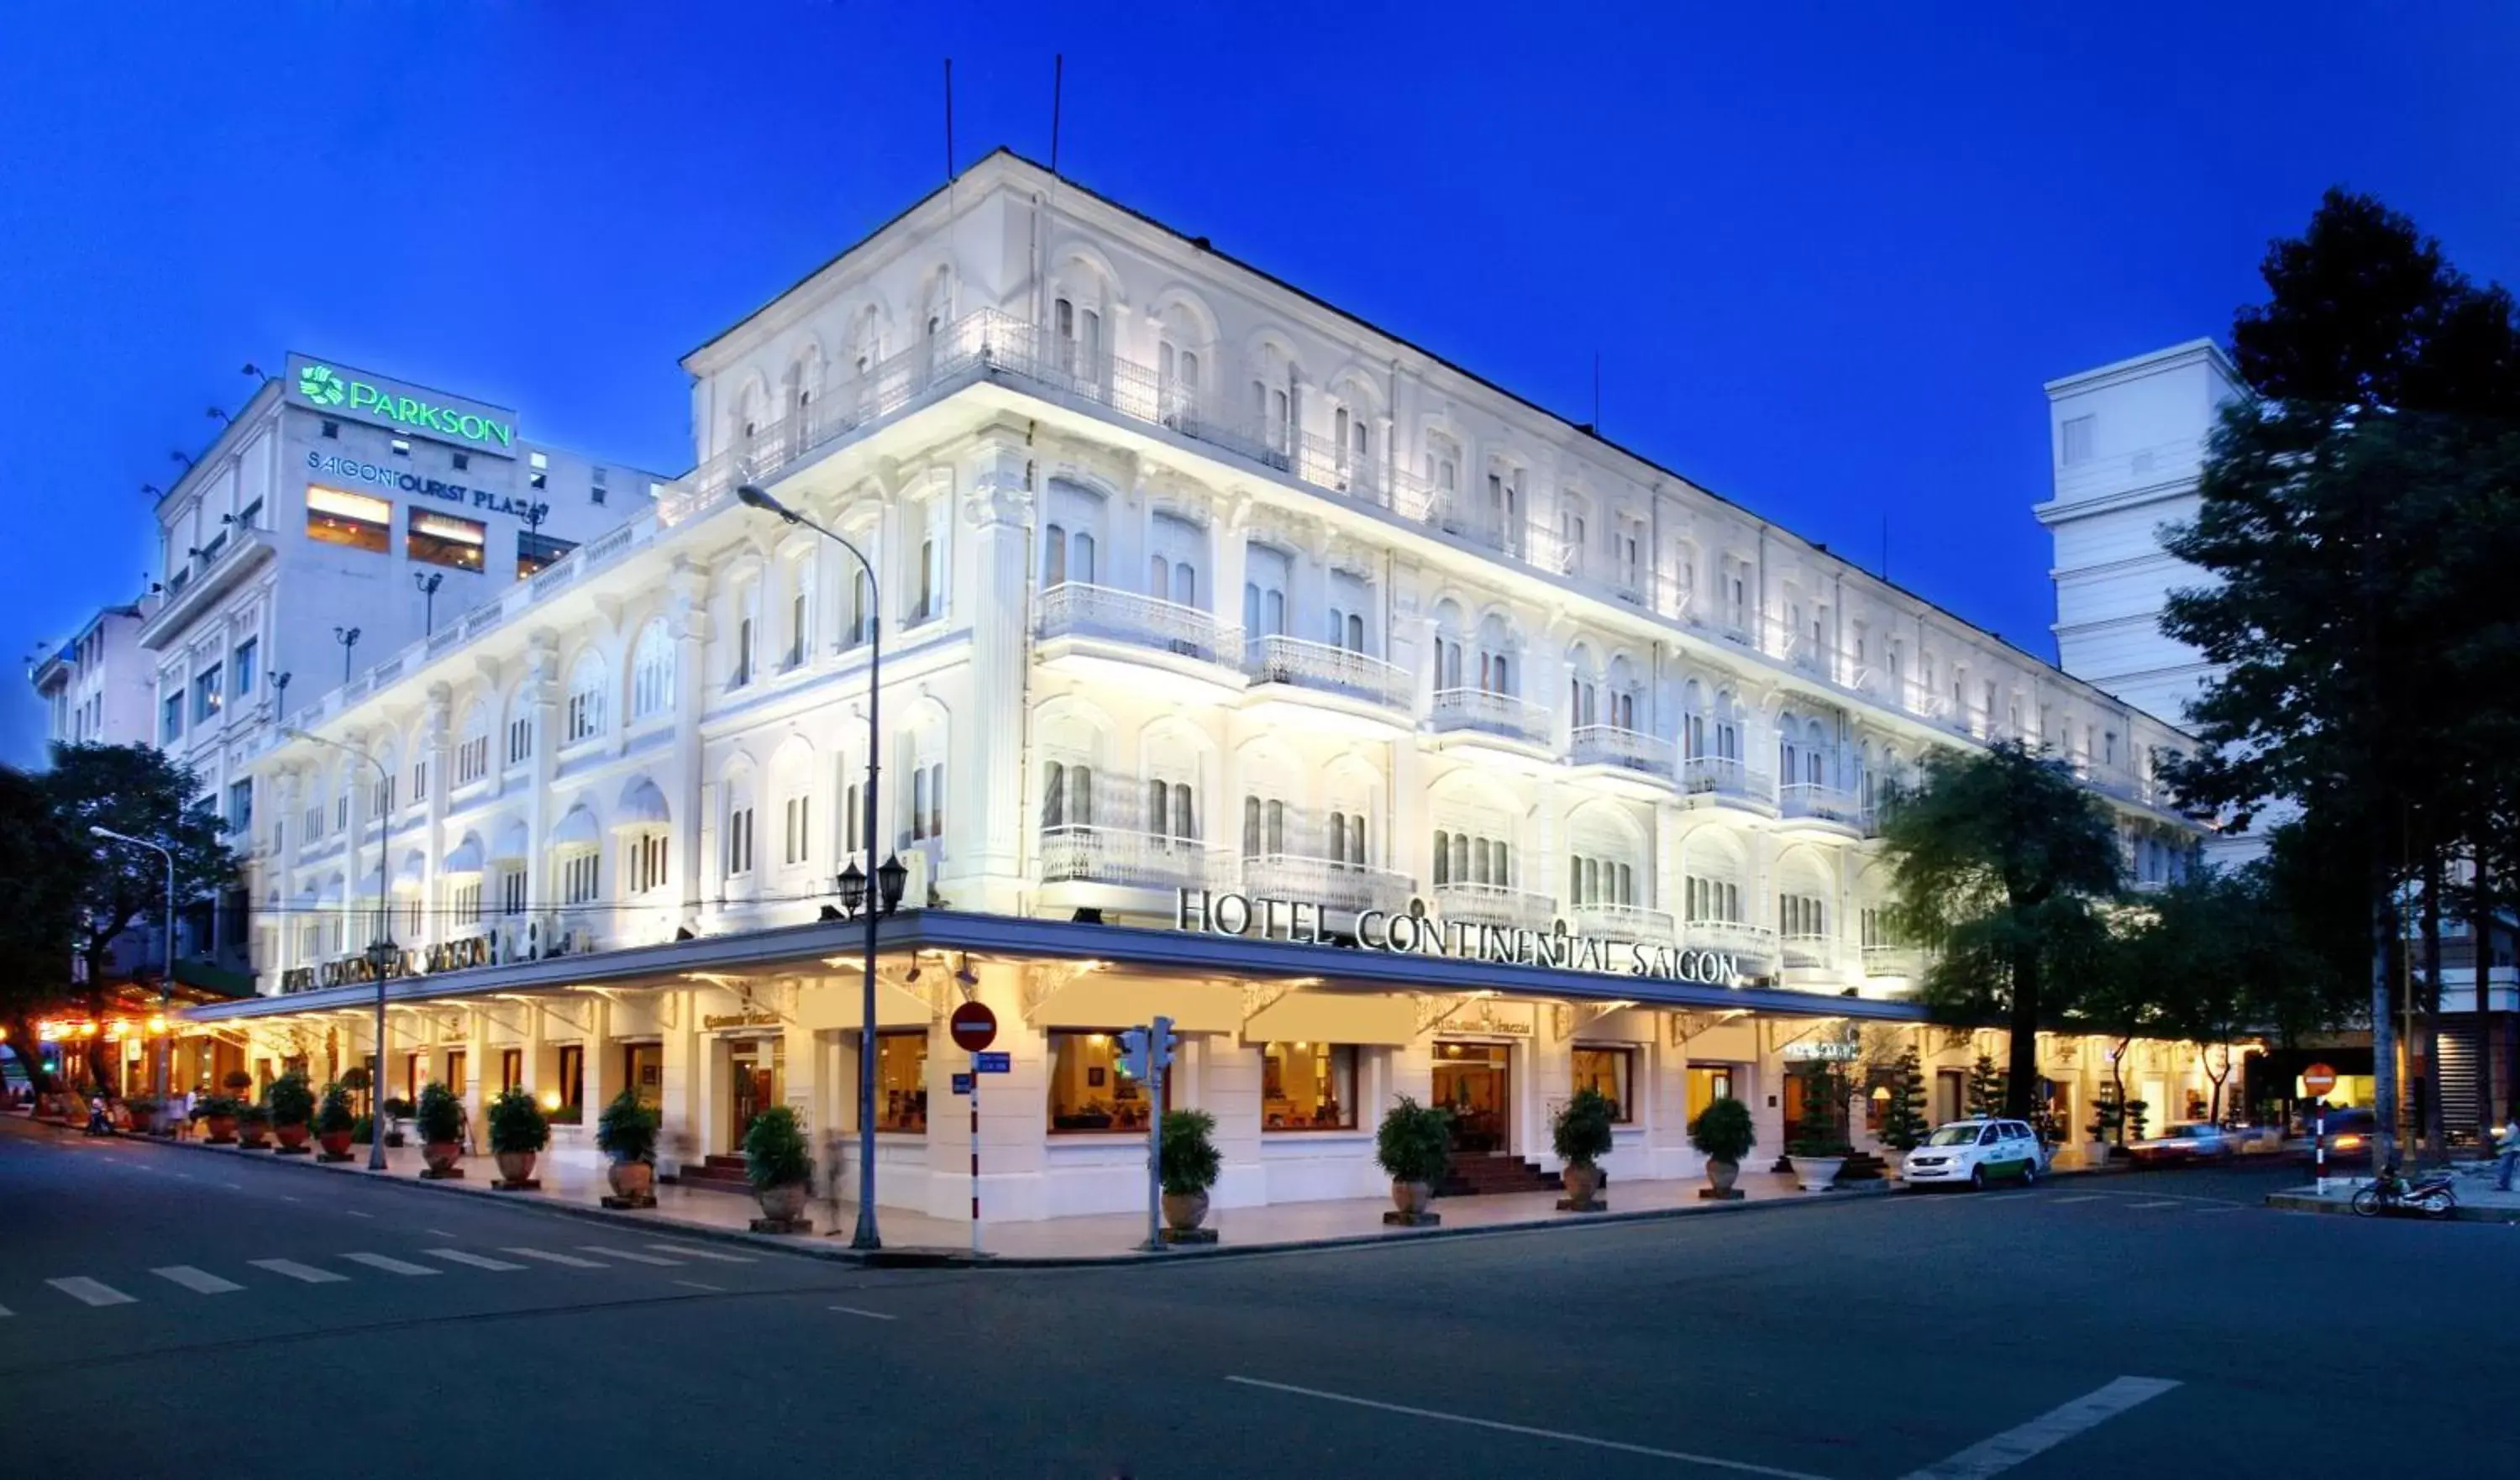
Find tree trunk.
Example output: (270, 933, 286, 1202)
(2368, 854, 2400, 1175)
(2005, 941, 2039, 1120)
(2422, 857, 2447, 1162)
(2474, 853, 2496, 1137)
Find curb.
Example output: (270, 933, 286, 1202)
(2265, 1188, 2520, 1225)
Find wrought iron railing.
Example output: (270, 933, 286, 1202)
(1681, 755, 1777, 804)
(1036, 581, 1237, 664)
(1569, 724, 1672, 777)
(1243, 634, 1411, 709)
(1429, 687, 1552, 744)
(1431, 882, 1561, 932)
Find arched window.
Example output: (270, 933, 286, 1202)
(1040, 760, 1095, 831)
(564, 653, 606, 743)
(455, 701, 491, 785)
(1804, 719, 1827, 786)
(1147, 512, 1202, 609)
(631, 619, 675, 721)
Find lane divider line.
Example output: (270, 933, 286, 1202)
(827, 1304, 899, 1321)
(502, 1246, 605, 1268)
(644, 1242, 755, 1263)
(1898, 1376, 2179, 1479)
(579, 1246, 680, 1266)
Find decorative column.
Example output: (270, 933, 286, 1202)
(520, 637, 559, 957)
(664, 559, 712, 932)
(419, 683, 451, 951)
(958, 439, 1034, 909)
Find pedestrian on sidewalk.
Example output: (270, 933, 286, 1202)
(2493, 1112, 2520, 1193)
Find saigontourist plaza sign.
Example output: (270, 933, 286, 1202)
(1174, 890, 1746, 987)
(285, 352, 520, 456)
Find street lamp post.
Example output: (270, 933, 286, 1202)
(735, 482, 906, 1249)
(334, 626, 360, 685)
(414, 572, 444, 636)
(89, 827, 175, 1116)
(284, 727, 394, 1170)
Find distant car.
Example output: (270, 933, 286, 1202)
(2126, 1123, 2233, 1164)
(2281, 1107, 2378, 1162)
(1901, 1118, 2045, 1189)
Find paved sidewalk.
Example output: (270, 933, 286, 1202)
(2264, 1162, 2520, 1222)
(9, 1110, 1908, 1263)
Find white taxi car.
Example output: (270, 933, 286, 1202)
(1901, 1118, 2045, 1189)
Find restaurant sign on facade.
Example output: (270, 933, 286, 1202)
(279, 934, 494, 994)
(1174, 890, 1746, 987)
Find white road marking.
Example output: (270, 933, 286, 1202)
(2192, 1205, 2250, 1215)
(827, 1304, 900, 1321)
(579, 1245, 680, 1266)
(152, 1265, 244, 1294)
(249, 1258, 346, 1284)
(503, 1246, 605, 1268)
(674, 1279, 725, 1293)
(424, 1248, 527, 1272)
(0, 1302, 12, 1317)
(339, 1252, 440, 1277)
(644, 1242, 754, 1263)
(1898, 1376, 2179, 1479)
(2123, 1200, 2182, 1210)
(280, 1195, 302, 1203)
(221, 1182, 243, 1190)
(425, 1229, 457, 1238)
(2047, 1194, 2104, 1204)
(344, 1210, 375, 1219)
(1226, 1376, 1828, 1479)
(47, 1277, 136, 1308)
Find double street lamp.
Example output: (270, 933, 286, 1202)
(88, 827, 175, 1113)
(284, 727, 394, 1170)
(735, 482, 907, 1250)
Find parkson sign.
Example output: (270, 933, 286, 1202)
(283, 352, 519, 455)
(1173, 889, 1746, 988)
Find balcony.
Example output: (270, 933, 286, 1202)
(1034, 582, 1242, 695)
(1568, 723, 1673, 780)
(1681, 756, 1777, 808)
(138, 527, 276, 651)
(1777, 781, 1868, 831)
(1239, 853, 1414, 916)
(1779, 931, 1835, 971)
(1431, 882, 1560, 932)
(1242, 634, 1412, 716)
(1039, 826, 1222, 893)
(1861, 944, 1924, 979)
(1428, 687, 1554, 753)
(1567, 901, 1674, 943)
(1683, 919, 1778, 960)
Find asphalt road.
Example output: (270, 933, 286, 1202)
(2, 1121, 2506, 1479)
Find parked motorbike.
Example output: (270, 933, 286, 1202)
(2349, 1157, 2458, 1219)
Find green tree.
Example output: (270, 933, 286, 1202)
(1878, 742, 2124, 1120)
(1874, 1045, 1931, 1152)
(1965, 1053, 2004, 1120)
(0, 765, 82, 1093)
(46, 744, 239, 1038)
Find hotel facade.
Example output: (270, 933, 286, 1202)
(187, 152, 2216, 1223)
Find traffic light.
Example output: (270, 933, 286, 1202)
(1117, 1027, 1149, 1082)
(1149, 1016, 1178, 1073)
(1117, 1016, 1179, 1082)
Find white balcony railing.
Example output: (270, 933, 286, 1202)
(1242, 634, 1411, 710)
(1039, 826, 1221, 891)
(1681, 755, 1777, 805)
(1430, 687, 1553, 745)
(1685, 919, 1779, 958)
(1861, 944, 1924, 979)
(1432, 881, 1561, 932)
(1239, 853, 1414, 916)
(1037, 582, 1237, 665)
(1779, 931, 1835, 970)
(1569, 724, 1673, 778)
(1567, 901, 1676, 942)
(1778, 781, 1867, 828)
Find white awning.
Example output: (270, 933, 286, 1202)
(492, 820, 530, 863)
(615, 777, 669, 829)
(395, 850, 426, 891)
(443, 834, 484, 876)
(549, 806, 601, 850)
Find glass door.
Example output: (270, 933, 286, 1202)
(1431, 1042, 1511, 1153)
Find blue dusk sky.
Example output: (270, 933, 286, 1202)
(2, 3, 2513, 765)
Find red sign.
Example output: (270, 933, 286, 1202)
(949, 1001, 998, 1053)
(2302, 1063, 2339, 1097)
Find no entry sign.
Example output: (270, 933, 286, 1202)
(949, 1000, 998, 1053)
(2302, 1063, 2338, 1097)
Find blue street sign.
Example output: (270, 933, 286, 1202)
(951, 1072, 975, 1095)
(975, 1051, 1012, 1073)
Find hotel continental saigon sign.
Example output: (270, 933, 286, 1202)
(1174, 890, 1747, 987)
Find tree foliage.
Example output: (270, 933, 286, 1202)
(47, 743, 240, 1001)
(0, 764, 83, 1091)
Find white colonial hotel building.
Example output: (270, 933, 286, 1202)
(192, 150, 2211, 1222)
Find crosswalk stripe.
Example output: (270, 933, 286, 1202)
(645, 1242, 754, 1263)
(2124, 1200, 2182, 1210)
(152, 1265, 244, 1294)
(503, 1246, 606, 1268)
(249, 1258, 347, 1284)
(424, 1248, 528, 1272)
(339, 1252, 441, 1277)
(48, 1277, 136, 1307)
(580, 1246, 680, 1266)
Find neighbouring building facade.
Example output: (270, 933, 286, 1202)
(184, 152, 2221, 1223)
(32, 601, 157, 749)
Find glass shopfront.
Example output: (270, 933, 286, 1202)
(1047, 1029, 1168, 1133)
(1685, 1064, 1736, 1127)
(1260, 1042, 1356, 1130)
(1431, 1041, 1511, 1152)
(1572, 1045, 1635, 1122)
(874, 1029, 929, 1132)
(622, 1042, 662, 1110)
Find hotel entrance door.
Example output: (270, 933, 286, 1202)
(1431, 1042, 1511, 1153)
(727, 1040, 783, 1151)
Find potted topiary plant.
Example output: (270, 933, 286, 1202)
(123, 1095, 160, 1136)
(1375, 1095, 1452, 1225)
(1551, 1087, 1617, 1212)
(198, 1094, 240, 1144)
(381, 1096, 413, 1147)
(265, 1074, 314, 1154)
(1159, 1109, 1222, 1242)
(741, 1104, 813, 1232)
(596, 1088, 659, 1208)
(1787, 1063, 1854, 1190)
(223, 1068, 254, 1100)
(314, 1082, 358, 1160)
(414, 1081, 466, 1178)
(1688, 1094, 1757, 1199)
(486, 1085, 549, 1189)
(236, 1102, 271, 1149)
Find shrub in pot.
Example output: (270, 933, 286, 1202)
(1551, 1087, 1618, 1210)
(1375, 1095, 1452, 1220)
(314, 1082, 357, 1157)
(123, 1095, 160, 1136)
(1159, 1109, 1222, 1235)
(741, 1104, 813, 1225)
(265, 1074, 314, 1152)
(1688, 1095, 1757, 1195)
(381, 1096, 413, 1148)
(596, 1088, 659, 1202)
(197, 1094, 242, 1143)
(486, 1086, 550, 1186)
(1786, 1064, 1855, 1191)
(236, 1103, 271, 1148)
(414, 1082, 465, 1175)
(223, 1069, 255, 1098)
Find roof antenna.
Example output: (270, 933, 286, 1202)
(1591, 350, 1600, 433)
(1051, 53, 1063, 176)
(1880, 513, 1890, 581)
(942, 58, 955, 181)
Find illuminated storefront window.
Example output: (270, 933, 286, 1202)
(1260, 1042, 1357, 1130)
(307, 485, 391, 553)
(1572, 1045, 1635, 1122)
(1047, 1030, 1168, 1133)
(874, 1030, 929, 1132)
(408, 508, 488, 571)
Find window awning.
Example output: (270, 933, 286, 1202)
(549, 806, 601, 850)
(395, 850, 426, 891)
(615, 778, 669, 829)
(492, 821, 530, 863)
(443, 835, 484, 876)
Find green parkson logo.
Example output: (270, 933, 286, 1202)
(295, 364, 515, 450)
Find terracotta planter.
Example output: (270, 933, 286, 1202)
(1390, 1179, 1433, 1216)
(274, 1122, 310, 1150)
(205, 1115, 238, 1144)
(608, 1160, 654, 1199)
(238, 1125, 270, 1149)
(1705, 1157, 1741, 1194)
(495, 1150, 538, 1183)
(1162, 1190, 1210, 1232)
(1562, 1163, 1605, 1207)
(422, 1141, 463, 1174)
(318, 1129, 353, 1157)
(755, 1182, 808, 1222)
